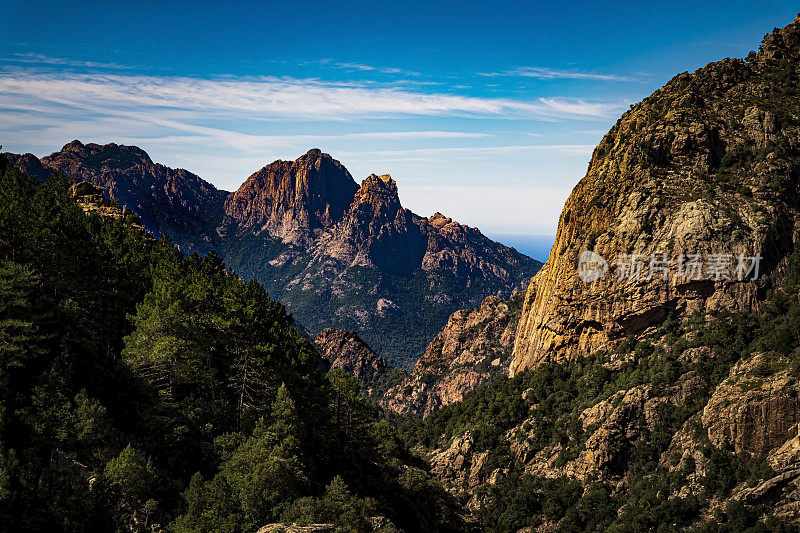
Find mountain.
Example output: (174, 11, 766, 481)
(221, 152, 540, 368)
(223, 148, 359, 246)
(5, 140, 227, 254)
(0, 155, 467, 532)
(383, 291, 524, 417)
(511, 15, 800, 375)
(402, 14, 800, 530)
(314, 328, 406, 400)
(4, 144, 541, 369)
(9, 12, 800, 531)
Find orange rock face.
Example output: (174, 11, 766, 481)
(511, 16, 800, 375)
(383, 292, 523, 416)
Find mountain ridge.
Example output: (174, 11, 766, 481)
(5, 141, 541, 368)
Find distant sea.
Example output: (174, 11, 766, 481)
(489, 234, 555, 263)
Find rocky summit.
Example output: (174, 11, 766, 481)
(512, 14, 800, 375)
(223, 149, 359, 246)
(5, 143, 540, 368)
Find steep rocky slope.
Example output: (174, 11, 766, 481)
(314, 328, 406, 400)
(5, 143, 540, 368)
(403, 15, 800, 530)
(512, 16, 800, 375)
(223, 149, 358, 246)
(384, 291, 524, 417)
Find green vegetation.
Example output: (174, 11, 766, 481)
(221, 229, 539, 371)
(0, 159, 463, 532)
(398, 254, 800, 531)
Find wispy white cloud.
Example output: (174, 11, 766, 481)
(0, 69, 614, 208)
(479, 66, 638, 82)
(0, 70, 623, 121)
(0, 53, 132, 70)
(333, 62, 420, 76)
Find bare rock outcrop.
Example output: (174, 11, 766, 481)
(224, 149, 358, 246)
(510, 370, 705, 482)
(383, 292, 524, 416)
(511, 16, 800, 375)
(428, 431, 502, 511)
(702, 353, 800, 458)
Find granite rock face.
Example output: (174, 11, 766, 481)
(383, 292, 524, 416)
(511, 15, 800, 375)
(427, 431, 503, 511)
(309, 173, 426, 274)
(417, 16, 800, 527)
(702, 353, 800, 458)
(224, 149, 358, 246)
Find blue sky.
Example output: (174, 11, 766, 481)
(1, 1, 798, 238)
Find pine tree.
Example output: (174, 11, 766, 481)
(0, 261, 48, 385)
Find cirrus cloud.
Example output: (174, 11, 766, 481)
(0, 70, 624, 121)
(479, 66, 639, 82)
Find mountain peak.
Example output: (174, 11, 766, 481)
(360, 173, 398, 192)
(353, 173, 401, 216)
(52, 140, 153, 168)
(314, 328, 393, 386)
(224, 150, 359, 245)
(365, 173, 394, 184)
(63, 139, 85, 152)
(759, 12, 800, 60)
(427, 212, 453, 230)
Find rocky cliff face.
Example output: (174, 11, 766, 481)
(310, 173, 426, 274)
(511, 15, 800, 375)
(224, 149, 358, 246)
(407, 15, 800, 529)
(5, 143, 540, 368)
(314, 328, 406, 399)
(383, 291, 524, 416)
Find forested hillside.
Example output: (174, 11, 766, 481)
(0, 157, 464, 532)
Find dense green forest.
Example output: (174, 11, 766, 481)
(0, 157, 466, 532)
